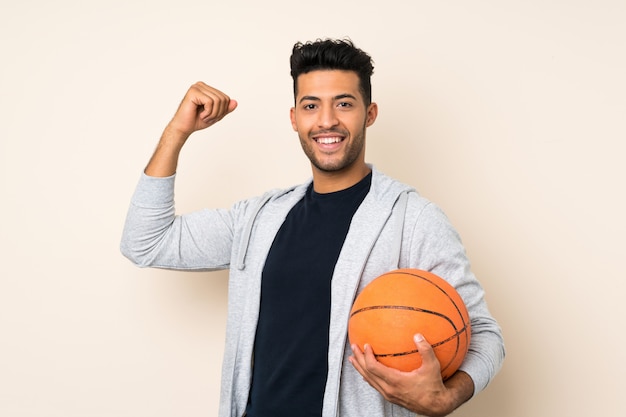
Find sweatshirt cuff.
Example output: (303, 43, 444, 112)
(131, 172, 176, 207)
(458, 341, 504, 397)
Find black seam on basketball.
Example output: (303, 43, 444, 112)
(374, 270, 471, 331)
(352, 271, 471, 372)
(372, 324, 469, 358)
(375, 348, 420, 358)
(351, 304, 448, 319)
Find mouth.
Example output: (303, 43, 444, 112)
(314, 136, 344, 144)
(312, 131, 347, 145)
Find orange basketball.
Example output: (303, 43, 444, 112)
(348, 268, 471, 379)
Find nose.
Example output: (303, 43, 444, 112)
(317, 105, 339, 129)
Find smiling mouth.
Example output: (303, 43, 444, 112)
(314, 136, 344, 144)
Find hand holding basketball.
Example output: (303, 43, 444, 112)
(348, 269, 474, 415)
(348, 269, 470, 377)
(350, 333, 456, 416)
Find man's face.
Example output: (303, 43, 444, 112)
(290, 70, 378, 176)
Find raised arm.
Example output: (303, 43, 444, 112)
(145, 82, 238, 177)
(120, 82, 238, 269)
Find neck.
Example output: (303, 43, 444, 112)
(312, 164, 371, 194)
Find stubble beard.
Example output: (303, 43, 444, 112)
(300, 123, 367, 173)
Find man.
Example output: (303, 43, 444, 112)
(121, 38, 504, 417)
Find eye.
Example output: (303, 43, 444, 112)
(338, 101, 353, 108)
(303, 103, 317, 110)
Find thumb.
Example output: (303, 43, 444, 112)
(414, 334, 441, 372)
(227, 99, 238, 114)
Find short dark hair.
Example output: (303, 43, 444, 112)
(290, 38, 374, 105)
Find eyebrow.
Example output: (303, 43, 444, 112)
(298, 93, 358, 104)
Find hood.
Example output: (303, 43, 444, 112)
(235, 165, 415, 271)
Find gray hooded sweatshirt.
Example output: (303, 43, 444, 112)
(120, 166, 505, 417)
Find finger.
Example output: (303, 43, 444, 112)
(203, 85, 236, 118)
(198, 91, 224, 122)
(362, 343, 400, 380)
(349, 344, 367, 372)
(350, 344, 380, 383)
(211, 91, 229, 120)
(192, 83, 232, 121)
(350, 345, 386, 392)
(362, 344, 398, 388)
(227, 99, 238, 113)
(209, 93, 236, 121)
(362, 343, 382, 370)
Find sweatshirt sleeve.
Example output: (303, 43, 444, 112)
(120, 173, 234, 271)
(409, 201, 505, 396)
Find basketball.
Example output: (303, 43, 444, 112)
(348, 268, 471, 379)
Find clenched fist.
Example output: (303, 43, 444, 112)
(168, 82, 238, 137)
(144, 82, 237, 177)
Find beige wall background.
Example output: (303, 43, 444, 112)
(1, 0, 624, 416)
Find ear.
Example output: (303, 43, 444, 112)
(290, 107, 298, 131)
(365, 102, 378, 127)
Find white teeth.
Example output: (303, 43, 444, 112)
(316, 137, 341, 144)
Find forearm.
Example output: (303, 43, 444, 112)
(402, 370, 473, 417)
(142, 82, 237, 178)
(144, 126, 189, 177)
(405, 370, 473, 417)
(436, 371, 474, 416)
